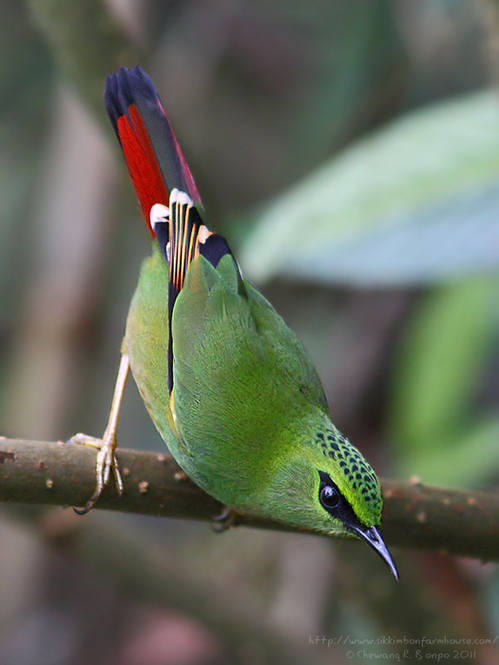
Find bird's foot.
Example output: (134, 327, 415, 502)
(69, 431, 123, 514)
(211, 505, 237, 533)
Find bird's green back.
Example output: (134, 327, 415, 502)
(125, 244, 382, 531)
(172, 251, 329, 501)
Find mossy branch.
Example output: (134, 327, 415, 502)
(0, 437, 497, 561)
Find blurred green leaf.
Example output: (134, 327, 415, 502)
(241, 91, 499, 286)
(386, 277, 498, 486)
(388, 278, 495, 447)
(397, 417, 499, 487)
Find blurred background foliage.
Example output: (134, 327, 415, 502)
(0, 1, 498, 664)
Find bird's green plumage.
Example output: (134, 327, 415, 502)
(124, 242, 382, 534)
(105, 65, 397, 577)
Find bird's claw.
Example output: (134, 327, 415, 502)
(69, 431, 123, 514)
(211, 505, 236, 532)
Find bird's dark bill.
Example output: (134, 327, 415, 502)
(349, 524, 399, 580)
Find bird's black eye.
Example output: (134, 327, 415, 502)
(320, 485, 340, 509)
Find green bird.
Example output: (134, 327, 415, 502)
(73, 65, 398, 579)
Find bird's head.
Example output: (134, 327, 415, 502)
(262, 421, 398, 579)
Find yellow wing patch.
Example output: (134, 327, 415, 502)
(169, 189, 212, 293)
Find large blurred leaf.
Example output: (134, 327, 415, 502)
(241, 91, 499, 286)
(396, 417, 499, 487)
(387, 278, 495, 448)
(386, 277, 498, 486)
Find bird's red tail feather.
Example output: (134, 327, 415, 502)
(105, 66, 201, 236)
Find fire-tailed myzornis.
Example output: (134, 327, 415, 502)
(72, 65, 398, 579)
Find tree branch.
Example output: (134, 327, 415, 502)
(0, 437, 497, 561)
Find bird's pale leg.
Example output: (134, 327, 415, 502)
(71, 353, 130, 514)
